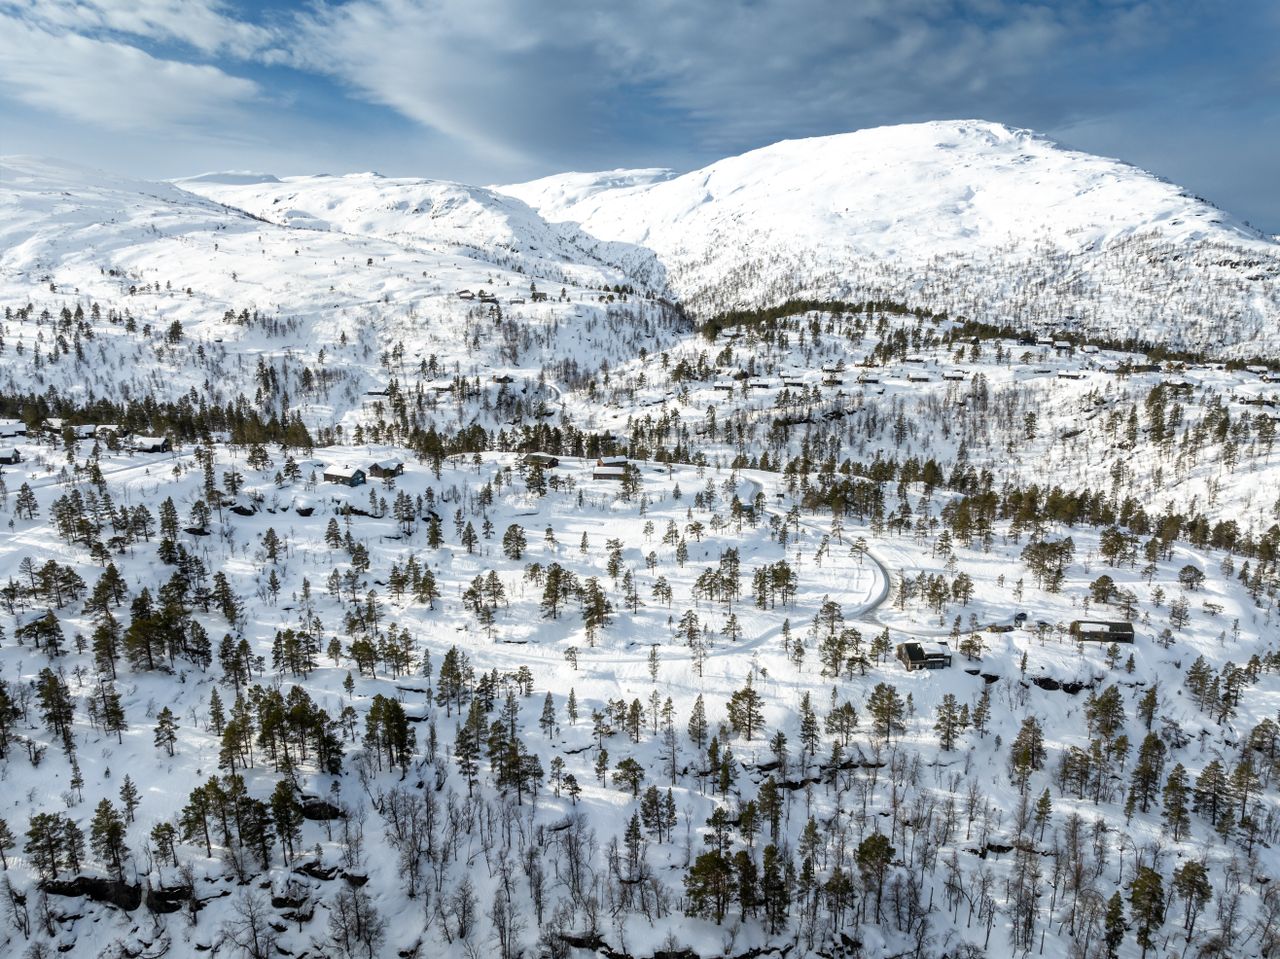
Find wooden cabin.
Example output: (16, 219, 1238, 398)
(896, 642, 953, 671)
(1070, 621, 1135, 643)
(593, 465, 627, 481)
(369, 458, 405, 478)
(523, 452, 560, 468)
(323, 465, 366, 487)
(0, 448, 20, 465)
(131, 436, 171, 454)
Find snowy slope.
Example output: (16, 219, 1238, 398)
(177, 171, 667, 293)
(0, 156, 685, 421)
(502, 120, 1280, 353)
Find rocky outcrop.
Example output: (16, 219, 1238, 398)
(43, 876, 142, 911)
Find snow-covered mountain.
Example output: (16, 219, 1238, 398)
(0, 155, 684, 418)
(502, 120, 1280, 353)
(6, 120, 1280, 359)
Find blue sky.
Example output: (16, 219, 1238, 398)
(1, 0, 1277, 230)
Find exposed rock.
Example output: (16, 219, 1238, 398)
(299, 797, 343, 821)
(43, 876, 142, 911)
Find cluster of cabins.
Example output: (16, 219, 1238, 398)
(457, 289, 544, 304)
(518, 452, 632, 482)
(0, 419, 169, 462)
(321, 451, 638, 489)
(322, 458, 405, 488)
(895, 620, 1134, 674)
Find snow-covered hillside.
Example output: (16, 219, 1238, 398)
(0, 156, 685, 426)
(502, 120, 1280, 354)
(1, 126, 1280, 959)
(177, 171, 667, 294)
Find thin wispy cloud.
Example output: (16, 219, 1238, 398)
(0, 12, 260, 132)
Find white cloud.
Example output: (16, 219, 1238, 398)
(1, 0, 274, 57)
(0, 14, 260, 132)
(278, 0, 1139, 167)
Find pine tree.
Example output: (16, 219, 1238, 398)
(971, 682, 991, 736)
(761, 843, 791, 934)
(687, 694, 708, 750)
(580, 577, 613, 645)
(1127, 732, 1166, 815)
(866, 682, 905, 741)
(208, 688, 226, 736)
(1103, 891, 1126, 959)
(1085, 684, 1126, 743)
(1163, 763, 1192, 840)
(1009, 715, 1045, 790)
(89, 799, 129, 881)
(934, 693, 963, 750)
(1033, 788, 1053, 841)
(154, 706, 178, 756)
(538, 692, 557, 737)
(0, 819, 14, 869)
(270, 779, 303, 865)
(1137, 683, 1158, 730)
(726, 676, 764, 740)
(855, 832, 895, 923)
(118, 775, 141, 823)
(1192, 759, 1232, 827)
(1129, 865, 1165, 959)
(684, 850, 733, 923)
(614, 757, 645, 797)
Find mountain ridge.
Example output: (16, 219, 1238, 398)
(3, 118, 1278, 355)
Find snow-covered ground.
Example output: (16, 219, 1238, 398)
(0, 125, 1277, 959)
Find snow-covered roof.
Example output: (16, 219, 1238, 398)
(324, 464, 364, 478)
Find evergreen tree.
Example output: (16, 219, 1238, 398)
(866, 682, 905, 741)
(24, 812, 66, 879)
(1163, 763, 1192, 840)
(934, 692, 963, 750)
(761, 843, 791, 934)
(1192, 759, 1232, 827)
(1129, 865, 1165, 959)
(856, 832, 894, 923)
(613, 756, 645, 797)
(270, 779, 303, 865)
(726, 676, 764, 740)
(118, 775, 141, 823)
(1009, 715, 1046, 790)
(538, 692, 557, 737)
(687, 694, 708, 750)
(154, 706, 178, 756)
(1103, 891, 1126, 959)
(90, 799, 129, 881)
(0, 818, 14, 870)
(1127, 732, 1166, 815)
